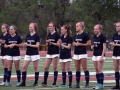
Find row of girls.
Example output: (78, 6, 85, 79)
(0, 22, 119, 89)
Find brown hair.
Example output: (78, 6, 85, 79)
(10, 25, 19, 34)
(62, 24, 72, 36)
(96, 24, 103, 30)
(49, 22, 57, 31)
(2, 23, 9, 32)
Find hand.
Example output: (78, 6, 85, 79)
(9, 44, 15, 49)
(59, 39, 62, 44)
(111, 42, 117, 47)
(91, 45, 94, 49)
(24, 43, 28, 47)
(99, 56, 103, 61)
(46, 40, 50, 43)
(0, 39, 4, 44)
(76, 42, 81, 46)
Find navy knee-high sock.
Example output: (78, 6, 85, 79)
(99, 73, 104, 85)
(62, 72, 66, 85)
(16, 70, 21, 82)
(53, 71, 58, 85)
(96, 74, 100, 84)
(115, 72, 119, 86)
(44, 71, 49, 83)
(22, 71, 26, 83)
(35, 72, 39, 84)
(84, 70, 90, 85)
(76, 71, 81, 85)
(7, 71, 11, 82)
(3, 68, 8, 82)
(68, 71, 72, 86)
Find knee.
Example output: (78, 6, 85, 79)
(66, 67, 71, 72)
(95, 68, 99, 73)
(22, 65, 27, 71)
(53, 66, 57, 71)
(44, 66, 49, 71)
(114, 66, 119, 72)
(61, 68, 66, 72)
(34, 66, 39, 72)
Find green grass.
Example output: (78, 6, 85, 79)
(0, 57, 117, 90)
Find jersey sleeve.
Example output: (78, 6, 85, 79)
(5, 37, 8, 45)
(68, 36, 72, 44)
(102, 35, 106, 43)
(18, 36, 22, 44)
(36, 34, 40, 43)
(85, 34, 90, 41)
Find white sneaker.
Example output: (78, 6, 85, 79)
(0, 82, 5, 86)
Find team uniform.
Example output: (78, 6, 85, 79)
(73, 32, 90, 87)
(42, 31, 60, 86)
(112, 33, 120, 88)
(92, 33, 106, 89)
(60, 35, 72, 62)
(46, 32, 60, 58)
(21, 33, 40, 85)
(92, 34, 106, 61)
(0, 33, 9, 84)
(5, 34, 22, 85)
(59, 35, 73, 87)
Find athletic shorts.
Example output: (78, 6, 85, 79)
(60, 58, 72, 63)
(24, 55, 40, 61)
(46, 54, 59, 58)
(92, 56, 105, 61)
(112, 56, 120, 60)
(73, 54, 88, 60)
(6, 56, 21, 61)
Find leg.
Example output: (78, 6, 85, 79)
(33, 60, 39, 85)
(52, 57, 58, 85)
(42, 58, 52, 85)
(81, 58, 90, 86)
(66, 61, 72, 87)
(93, 61, 100, 84)
(6, 60, 13, 83)
(14, 60, 21, 83)
(60, 62, 66, 85)
(113, 60, 119, 87)
(74, 60, 81, 87)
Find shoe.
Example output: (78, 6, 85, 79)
(93, 84, 99, 89)
(83, 84, 89, 88)
(0, 82, 5, 86)
(67, 85, 72, 88)
(72, 84, 80, 88)
(16, 82, 21, 86)
(58, 84, 67, 88)
(18, 82, 26, 86)
(93, 84, 104, 89)
(111, 85, 119, 89)
(33, 83, 38, 87)
(41, 82, 47, 87)
(5, 82, 10, 86)
(50, 83, 56, 88)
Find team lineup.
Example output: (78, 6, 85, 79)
(0, 22, 119, 90)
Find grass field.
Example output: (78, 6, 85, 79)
(0, 56, 117, 90)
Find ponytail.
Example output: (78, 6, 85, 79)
(63, 24, 72, 36)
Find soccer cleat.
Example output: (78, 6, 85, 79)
(41, 82, 47, 87)
(16, 82, 21, 86)
(58, 84, 67, 88)
(5, 82, 10, 86)
(83, 84, 90, 88)
(18, 82, 26, 86)
(0, 82, 5, 86)
(93, 84, 104, 89)
(93, 84, 100, 89)
(50, 83, 57, 88)
(67, 85, 72, 88)
(72, 84, 80, 88)
(111, 85, 119, 89)
(33, 83, 38, 87)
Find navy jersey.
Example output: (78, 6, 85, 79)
(0, 33, 9, 56)
(25, 33, 40, 55)
(60, 35, 72, 59)
(47, 32, 60, 55)
(5, 34, 22, 56)
(74, 32, 90, 54)
(93, 34, 106, 56)
(112, 33, 120, 56)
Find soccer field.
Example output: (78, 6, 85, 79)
(0, 57, 116, 90)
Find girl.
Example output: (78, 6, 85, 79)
(58, 25, 72, 88)
(91, 24, 106, 89)
(0, 24, 9, 86)
(19, 23, 40, 86)
(111, 22, 120, 89)
(4, 25, 23, 86)
(73, 22, 91, 88)
(41, 22, 60, 87)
